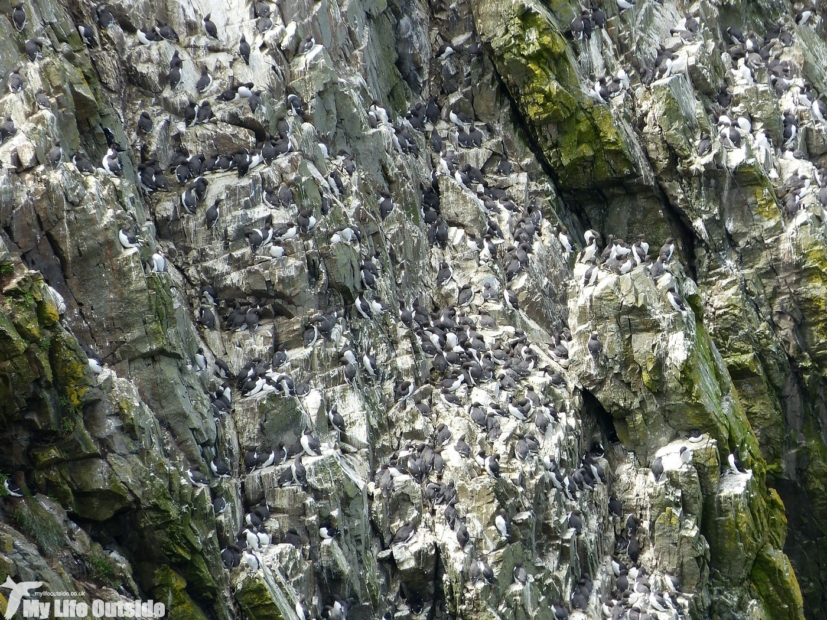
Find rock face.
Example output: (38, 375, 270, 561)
(1, 0, 826, 617)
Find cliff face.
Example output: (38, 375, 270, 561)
(0, 0, 824, 617)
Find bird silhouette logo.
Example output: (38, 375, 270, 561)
(1, 576, 43, 619)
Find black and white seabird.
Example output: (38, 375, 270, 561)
(449, 108, 473, 128)
(119, 227, 141, 249)
(720, 125, 741, 149)
(245, 307, 260, 332)
(687, 429, 704, 443)
(241, 549, 259, 571)
(392, 523, 416, 545)
(436, 261, 453, 286)
(84, 347, 103, 374)
(435, 423, 452, 446)
(236, 82, 254, 98)
(651, 456, 664, 482)
(254, 1, 271, 18)
(591, 6, 606, 27)
(196, 66, 213, 93)
(667, 286, 686, 313)
(210, 459, 231, 477)
(245, 219, 273, 252)
(626, 514, 639, 536)
(512, 564, 529, 586)
(291, 455, 307, 486)
(568, 510, 583, 535)
(196, 101, 213, 124)
(238, 33, 251, 64)
(78, 23, 97, 47)
(102, 146, 123, 176)
(354, 294, 372, 320)
(300, 429, 322, 456)
(728, 447, 747, 474)
(199, 307, 216, 329)
(297, 209, 316, 234)
(274, 220, 298, 241)
(96, 5, 115, 28)
(494, 509, 509, 539)
(726, 26, 744, 45)
(194, 347, 207, 372)
(660, 237, 676, 262)
(330, 225, 361, 244)
(649, 256, 667, 281)
(242, 526, 260, 550)
(583, 265, 598, 287)
(504, 289, 519, 311)
(12, 2, 26, 31)
(557, 225, 573, 254)
(587, 332, 601, 359)
(288, 94, 305, 116)
(3, 478, 23, 497)
(697, 133, 711, 156)
(48, 141, 63, 168)
(136, 26, 157, 44)
(452, 434, 470, 459)
(379, 192, 394, 220)
(261, 138, 277, 164)
(303, 324, 319, 348)
(150, 251, 166, 273)
(175, 157, 192, 185)
(181, 187, 197, 214)
(319, 525, 339, 539)
(7, 67, 23, 93)
(484, 453, 501, 478)
(205, 198, 221, 229)
(328, 404, 346, 434)
(167, 58, 182, 90)
(457, 284, 475, 307)
(24, 38, 42, 61)
(203, 13, 217, 38)
(155, 19, 179, 41)
(474, 558, 496, 585)
(570, 9, 592, 40)
(188, 469, 209, 487)
(456, 522, 470, 548)
(301, 35, 315, 54)
(362, 346, 378, 378)
(71, 152, 96, 176)
(609, 495, 622, 517)
(210, 494, 226, 515)
(578, 237, 598, 263)
(369, 99, 389, 125)
(244, 450, 259, 473)
(137, 111, 153, 133)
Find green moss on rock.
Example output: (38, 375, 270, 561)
(49, 329, 91, 408)
(751, 545, 805, 620)
(474, 0, 635, 189)
(152, 566, 210, 620)
(10, 499, 67, 557)
(234, 573, 288, 620)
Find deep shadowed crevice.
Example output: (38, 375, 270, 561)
(651, 182, 698, 282)
(487, 62, 594, 232)
(581, 389, 619, 446)
(489, 55, 697, 275)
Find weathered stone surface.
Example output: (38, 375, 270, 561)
(2, 0, 825, 616)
